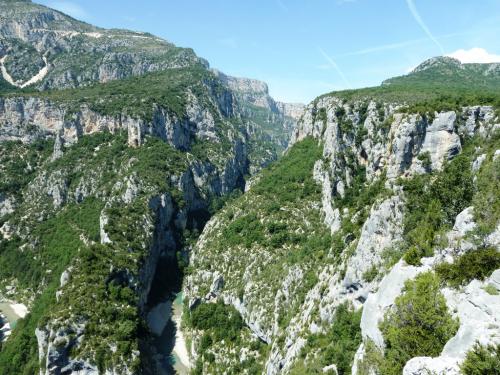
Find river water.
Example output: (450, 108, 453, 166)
(0, 301, 20, 328)
(171, 293, 189, 374)
(153, 292, 190, 375)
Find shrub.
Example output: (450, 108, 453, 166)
(381, 246, 405, 270)
(380, 272, 459, 375)
(417, 151, 432, 170)
(401, 152, 474, 265)
(362, 266, 379, 282)
(189, 302, 243, 342)
(435, 248, 500, 288)
(301, 303, 362, 375)
(460, 343, 500, 375)
(473, 153, 500, 235)
(483, 284, 499, 296)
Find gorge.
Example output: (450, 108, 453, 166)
(0, 1, 499, 375)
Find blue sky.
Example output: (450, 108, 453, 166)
(35, 0, 500, 104)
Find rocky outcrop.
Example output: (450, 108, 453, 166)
(386, 111, 461, 178)
(403, 269, 500, 375)
(0, 0, 205, 90)
(0, 97, 217, 150)
(313, 160, 341, 233)
(213, 69, 303, 150)
(294, 97, 497, 185)
(0, 194, 15, 218)
(344, 195, 404, 285)
(352, 202, 500, 375)
(185, 92, 499, 374)
(216, 71, 276, 111)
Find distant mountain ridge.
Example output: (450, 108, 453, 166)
(383, 56, 500, 91)
(0, 0, 205, 90)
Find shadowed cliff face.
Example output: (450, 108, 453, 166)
(0, 2, 303, 374)
(1, 3, 499, 375)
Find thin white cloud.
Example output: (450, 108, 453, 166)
(447, 47, 500, 63)
(334, 30, 485, 59)
(406, 0, 444, 54)
(340, 37, 427, 57)
(47, 1, 88, 20)
(318, 47, 352, 89)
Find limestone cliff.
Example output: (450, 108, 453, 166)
(0, 2, 299, 374)
(185, 88, 500, 374)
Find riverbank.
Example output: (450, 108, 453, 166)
(0, 299, 28, 341)
(172, 293, 190, 374)
(0, 300, 27, 325)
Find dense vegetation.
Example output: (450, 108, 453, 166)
(2, 9, 500, 372)
(319, 57, 500, 115)
(189, 302, 243, 342)
(0, 132, 195, 373)
(188, 302, 265, 375)
(218, 137, 328, 265)
(435, 248, 500, 288)
(461, 343, 500, 375)
(0, 139, 53, 201)
(472, 134, 500, 235)
(297, 303, 362, 375)
(379, 272, 459, 375)
(4, 64, 217, 121)
(401, 153, 473, 265)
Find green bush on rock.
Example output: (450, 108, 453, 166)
(379, 272, 459, 375)
(401, 153, 473, 265)
(460, 343, 500, 375)
(189, 302, 243, 342)
(435, 248, 500, 288)
(297, 303, 362, 375)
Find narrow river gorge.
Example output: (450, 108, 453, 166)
(147, 252, 191, 375)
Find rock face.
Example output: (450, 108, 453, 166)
(386, 111, 461, 178)
(0, 96, 223, 151)
(403, 270, 500, 375)
(214, 70, 304, 120)
(0, 0, 207, 90)
(213, 69, 304, 153)
(0, 3, 303, 375)
(2, 3, 500, 375)
(353, 204, 500, 375)
(185, 90, 500, 374)
(344, 195, 404, 286)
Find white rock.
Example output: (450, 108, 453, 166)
(493, 149, 500, 161)
(403, 356, 460, 375)
(452, 207, 476, 236)
(60, 268, 72, 288)
(322, 363, 338, 374)
(360, 261, 430, 348)
(472, 153, 486, 172)
(100, 209, 112, 244)
(403, 270, 500, 374)
(344, 196, 404, 286)
(313, 160, 341, 233)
